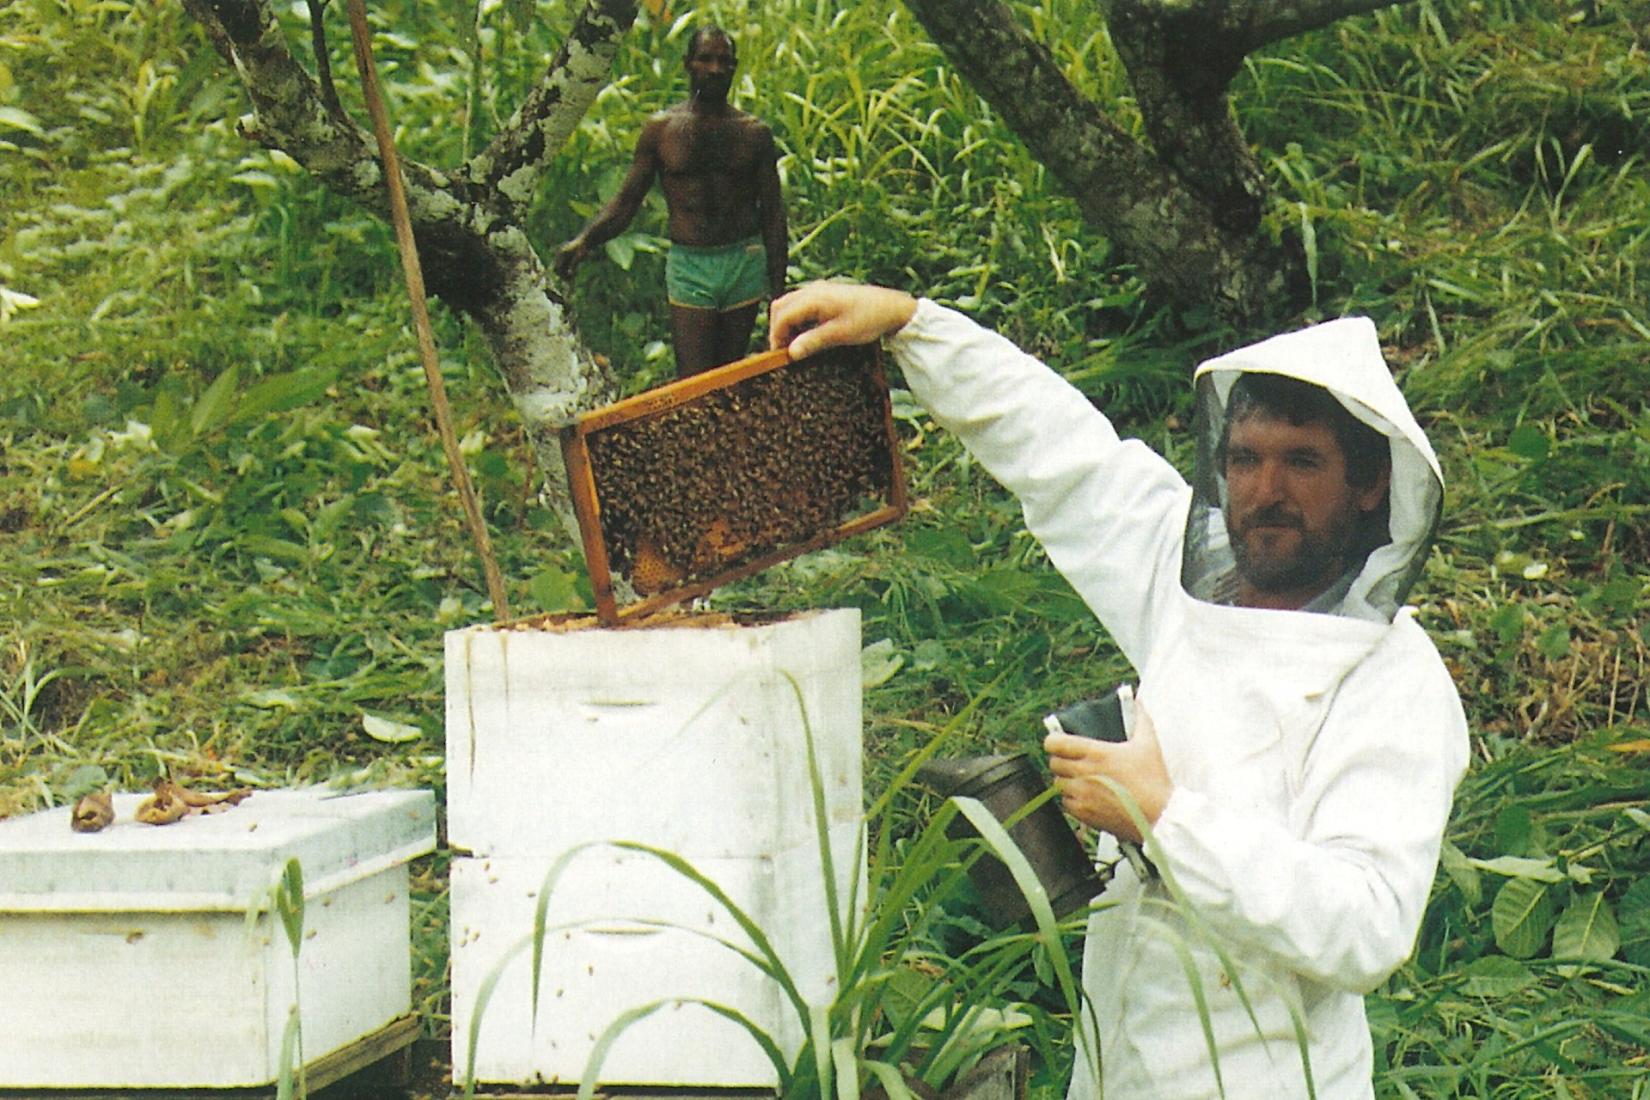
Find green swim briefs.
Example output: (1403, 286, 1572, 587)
(665, 236, 768, 312)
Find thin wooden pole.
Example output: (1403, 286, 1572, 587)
(344, 0, 512, 622)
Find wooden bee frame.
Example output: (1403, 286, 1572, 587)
(559, 343, 908, 625)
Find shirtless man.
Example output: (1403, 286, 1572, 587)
(555, 25, 788, 377)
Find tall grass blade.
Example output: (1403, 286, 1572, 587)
(573, 998, 792, 1100)
(529, 840, 602, 1027)
(783, 670, 849, 980)
(950, 796, 1096, 1083)
(461, 934, 530, 1100)
(831, 1035, 861, 1100)
(863, 1058, 921, 1100)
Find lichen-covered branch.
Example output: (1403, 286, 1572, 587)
(179, 0, 625, 547)
(902, 0, 1299, 325)
(467, 0, 637, 217)
(1102, 0, 1265, 233)
(180, 0, 463, 221)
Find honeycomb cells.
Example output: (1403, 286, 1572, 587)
(585, 347, 896, 594)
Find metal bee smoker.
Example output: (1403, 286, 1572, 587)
(558, 342, 907, 625)
(916, 688, 1144, 930)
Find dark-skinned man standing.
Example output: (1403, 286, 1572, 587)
(555, 25, 787, 377)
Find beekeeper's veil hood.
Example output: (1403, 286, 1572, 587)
(1181, 316, 1443, 623)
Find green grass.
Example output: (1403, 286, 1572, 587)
(2, 0, 1646, 1095)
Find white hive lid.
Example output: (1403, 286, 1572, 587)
(0, 787, 436, 913)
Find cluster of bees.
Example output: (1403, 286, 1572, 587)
(587, 347, 895, 594)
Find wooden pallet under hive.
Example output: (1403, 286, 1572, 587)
(559, 343, 907, 624)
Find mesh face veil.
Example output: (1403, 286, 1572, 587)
(1179, 317, 1445, 624)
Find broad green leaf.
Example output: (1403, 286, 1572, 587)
(239, 535, 309, 564)
(861, 638, 903, 688)
(1507, 423, 1550, 461)
(1458, 955, 1535, 997)
(1597, 575, 1640, 617)
(189, 365, 239, 436)
(230, 170, 280, 190)
(311, 495, 354, 540)
(907, 525, 974, 569)
(1488, 603, 1525, 644)
(0, 106, 43, 135)
(243, 688, 301, 709)
(1552, 892, 1620, 962)
(59, 763, 109, 799)
(362, 714, 422, 743)
(961, 567, 1039, 614)
(1494, 804, 1532, 855)
(882, 964, 939, 1030)
(911, 638, 947, 672)
(1469, 855, 1565, 883)
(604, 235, 637, 271)
(1535, 623, 1570, 660)
(528, 568, 579, 612)
(1440, 841, 1481, 906)
(1491, 877, 1554, 959)
(148, 386, 186, 451)
(232, 366, 338, 423)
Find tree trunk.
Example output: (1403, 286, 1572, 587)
(179, 0, 635, 543)
(902, 0, 1409, 328)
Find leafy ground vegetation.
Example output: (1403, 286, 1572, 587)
(2, 0, 1647, 1095)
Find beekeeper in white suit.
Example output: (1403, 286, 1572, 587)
(769, 282, 1469, 1100)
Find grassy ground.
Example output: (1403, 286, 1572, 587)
(2, 0, 1647, 1094)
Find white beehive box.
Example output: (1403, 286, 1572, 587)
(445, 608, 863, 860)
(0, 788, 435, 1090)
(446, 609, 864, 1086)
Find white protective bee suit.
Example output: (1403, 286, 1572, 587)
(885, 301, 1470, 1100)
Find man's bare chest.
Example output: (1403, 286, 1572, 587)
(657, 117, 761, 177)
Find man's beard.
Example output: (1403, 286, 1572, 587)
(691, 76, 732, 103)
(1227, 502, 1355, 594)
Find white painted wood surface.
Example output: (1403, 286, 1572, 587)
(444, 609, 863, 859)
(0, 789, 434, 1088)
(445, 610, 865, 1086)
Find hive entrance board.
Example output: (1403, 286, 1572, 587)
(560, 343, 907, 624)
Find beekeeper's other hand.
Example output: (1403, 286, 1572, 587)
(768, 282, 917, 360)
(1044, 704, 1173, 845)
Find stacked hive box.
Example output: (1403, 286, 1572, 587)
(0, 788, 435, 1089)
(446, 608, 864, 1086)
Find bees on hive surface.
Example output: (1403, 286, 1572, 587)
(585, 348, 894, 596)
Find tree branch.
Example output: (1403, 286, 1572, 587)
(903, 0, 1303, 325)
(1102, 0, 1265, 232)
(1221, 0, 1412, 53)
(901, 0, 1166, 220)
(306, 0, 345, 119)
(467, 0, 637, 218)
(179, 0, 449, 214)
